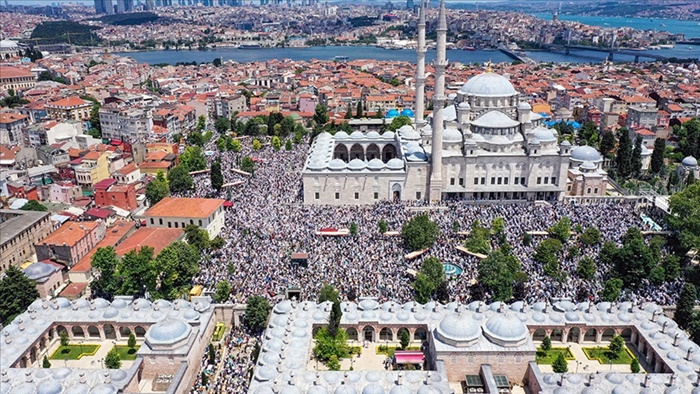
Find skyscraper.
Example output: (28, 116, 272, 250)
(94, 0, 106, 13)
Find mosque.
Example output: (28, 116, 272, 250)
(302, 0, 608, 205)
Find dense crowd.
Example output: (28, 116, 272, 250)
(184, 134, 681, 309)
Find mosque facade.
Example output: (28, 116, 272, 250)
(302, 0, 609, 205)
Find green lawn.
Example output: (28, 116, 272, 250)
(536, 347, 575, 364)
(583, 347, 636, 365)
(49, 344, 100, 360)
(111, 345, 140, 360)
(376, 345, 422, 357)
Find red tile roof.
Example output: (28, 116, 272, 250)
(144, 197, 224, 219)
(114, 227, 184, 257)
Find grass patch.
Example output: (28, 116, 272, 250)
(49, 344, 100, 360)
(376, 345, 421, 357)
(583, 347, 636, 365)
(346, 346, 362, 357)
(536, 347, 575, 364)
(111, 345, 140, 360)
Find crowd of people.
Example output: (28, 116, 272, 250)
(184, 134, 681, 309)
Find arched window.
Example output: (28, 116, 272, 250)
(346, 328, 358, 341)
(333, 145, 349, 162)
(366, 144, 380, 160)
(379, 327, 393, 341)
(350, 144, 365, 161)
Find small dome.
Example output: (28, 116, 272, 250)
(405, 141, 422, 153)
(443, 127, 462, 142)
(579, 161, 597, 171)
(471, 111, 520, 129)
(73, 298, 91, 310)
(359, 299, 380, 311)
(400, 109, 415, 117)
(482, 313, 528, 346)
(682, 156, 698, 167)
(386, 158, 404, 170)
(335, 386, 358, 394)
(90, 384, 118, 394)
(111, 299, 127, 309)
(348, 159, 367, 171)
(102, 307, 119, 319)
(362, 384, 385, 394)
(350, 131, 364, 139)
(64, 385, 90, 394)
(368, 159, 385, 170)
(383, 131, 395, 139)
(399, 126, 420, 141)
(459, 72, 518, 97)
(307, 160, 325, 170)
(436, 313, 480, 346)
(571, 146, 602, 163)
(458, 101, 471, 109)
(23, 262, 59, 280)
(518, 101, 532, 110)
(11, 383, 38, 394)
(145, 318, 191, 345)
(560, 140, 571, 146)
(279, 386, 303, 394)
(416, 386, 442, 394)
(366, 131, 381, 139)
(386, 109, 400, 118)
(389, 387, 412, 394)
(335, 131, 349, 139)
(406, 152, 427, 162)
(37, 380, 62, 394)
(532, 126, 556, 142)
(328, 159, 347, 171)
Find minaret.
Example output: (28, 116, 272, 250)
(429, 0, 447, 200)
(414, 0, 426, 127)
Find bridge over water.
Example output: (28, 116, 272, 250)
(544, 44, 669, 62)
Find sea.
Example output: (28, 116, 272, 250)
(531, 13, 700, 37)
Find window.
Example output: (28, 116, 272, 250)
(587, 188, 591, 194)
(174, 222, 178, 228)
(504, 177, 509, 185)
(594, 188, 598, 194)
(491, 177, 495, 185)
(514, 177, 519, 185)
(459, 178, 464, 186)
(315, 192, 320, 199)
(150, 218, 154, 225)
(521, 177, 526, 185)
(497, 177, 502, 185)
(335, 192, 340, 200)
(551, 177, 556, 185)
(450, 178, 455, 185)
(474, 177, 479, 185)
(354, 192, 359, 200)
(567, 185, 572, 191)
(198, 220, 202, 226)
(167, 222, 171, 228)
(190, 219, 194, 225)
(159, 218, 163, 225)
(537, 177, 541, 185)
(543, 177, 548, 184)
(416, 192, 421, 199)
(373, 192, 379, 199)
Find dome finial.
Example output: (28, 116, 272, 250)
(486, 59, 492, 73)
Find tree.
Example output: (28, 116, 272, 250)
(541, 335, 552, 352)
(388, 115, 412, 131)
(188, 131, 205, 146)
(271, 136, 281, 151)
(344, 103, 352, 119)
(632, 135, 643, 176)
(196, 115, 206, 131)
(180, 147, 207, 173)
(318, 284, 339, 303)
(210, 159, 224, 192)
(534, 238, 563, 266)
(675, 118, 700, 159)
(145, 171, 170, 206)
(630, 358, 640, 373)
(230, 139, 241, 152)
(599, 241, 619, 265)
(42, 356, 51, 368)
(184, 224, 210, 251)
(208, 343, 216, 365)
(401, 214, 440, 251)
(576, 256, 597, 280)
(552, 353, 568, 373)
(214, 116, 230, 133)
(20, 200, 48, 211)
(420, 257, 445, 290)
(599, 130, 616, 158)
(478, 248, 518, 302)
(153, 242, 200, 300)
(313, 104, 329, 125)
(492, 217, 505, 236)
(241, 156, 255, 174)
(118, 246, 155, 297)
(89, 247, 120, 300)
(328, 299, 342, 337)
(201, 371, 209, 387)
(285, 139, 293, 150)
(327, 354, 341, 371)
(579, 226, 601, 246)
(601, 278, 623, 302)
(547, 216, 571, 242)
(676, 282, 697, 330)
(413, 273, 434, 304)
(252, 139, 262, 151)
(167, 165, 193, 194)
(214, 281, 231, 303)
(650, 138, 666, 174)
(579, 121, 599, 146)
(105, 348, 121, 369)
(668, 182, 700, 251)
(399, 328, 410, 349)
(616, 129, 633, 177)
(59, 330, 69, 347)
(355, 100, 363, 118)
(615, 227, 655, 288)
(245, 295, 271, 333)
(608, 335, 625, 359)
(349, 222, 358, 236)
(378, 220, 388, 234)
(280, 116, 296, 137)
(464, 220, 491, 255)
(128, 333, 136, 350)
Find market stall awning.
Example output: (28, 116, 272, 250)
(394, 351, 424, 364)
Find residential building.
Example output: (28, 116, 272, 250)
(143, 197, 225, 238)
(94, 178, 138, 211)
(112, 162, 141, 184)
(45, 97, 93, 122)
(627, 106, 657, 130)
(0, 209, 52, 273)
(0, 66, 36, 91)
(72, 151, 111, 189)
(0, 113, 29, 145)
(210, 94, 247, 120)
(138, 150, 177, 175)
(99, 104, 154, 141)
(68, 220, 135, 283)
(44, 181, 82, 204)
(113, 227, 184, 257)
(24, 120, 83, 147)
(34, 220, 106, 268)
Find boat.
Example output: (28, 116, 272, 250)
(239, 44, 262, 49)
(660, 23, 666, 27)
(463, 46, 476, 51)
(334, 55, 349, 60)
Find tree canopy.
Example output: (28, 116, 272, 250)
(245, 295, 271, 333)
(674, 118, 700, 159)
(0, 266, 40, 325)
(167, 165, 193, 194)
(179, 146, 207, 171)
(668, 182, 700, 251)
(145, 170, 170, 206)
(210, 159, 224, 192)
(388, 115, 412, 131)
(401, 214, 440, 251)
(20, 200, 48, 212)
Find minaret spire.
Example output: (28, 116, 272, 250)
(414, 0, 426, 127)
(429, 0, 447, 201)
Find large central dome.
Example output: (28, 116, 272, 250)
(459, 73, 518, 97)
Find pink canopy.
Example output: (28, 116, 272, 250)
(394, 351, 424, 364)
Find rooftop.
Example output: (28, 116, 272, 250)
(114, 227, 184, 257)
(0, 209, 50, 247)
(144, 197, 225, 219)
(37, 221, 102, 248)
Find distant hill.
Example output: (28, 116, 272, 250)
(30, 21, 102, 46)
(98, 12, 160, 26)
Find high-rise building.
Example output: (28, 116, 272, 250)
(94, 0, 106, 13)
(406, 0, 414, 10)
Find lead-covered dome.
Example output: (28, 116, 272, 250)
(482, 313, 529, 347)
(532, 126, 557, 143)
(443, 127, 462, 142)
(387, 158, 404, 170)
(682, 156, 698, 167)
(23, 262, 58, 280)
(571, 146, 602, 163)
(436, 313, 480, 347)
(145, 318, 191, 346)
(459, 73, 518, 97)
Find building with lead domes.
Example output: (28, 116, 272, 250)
(301, 0, 596, 205)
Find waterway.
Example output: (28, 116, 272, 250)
(115, 44, 697, 66)
(531, 13, 700, 37)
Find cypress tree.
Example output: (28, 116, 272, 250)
(631, 135, 643, 176)
(616, 129, 633, 177)
(650, 138, 665, 174)
(676, 282, 697, 329)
